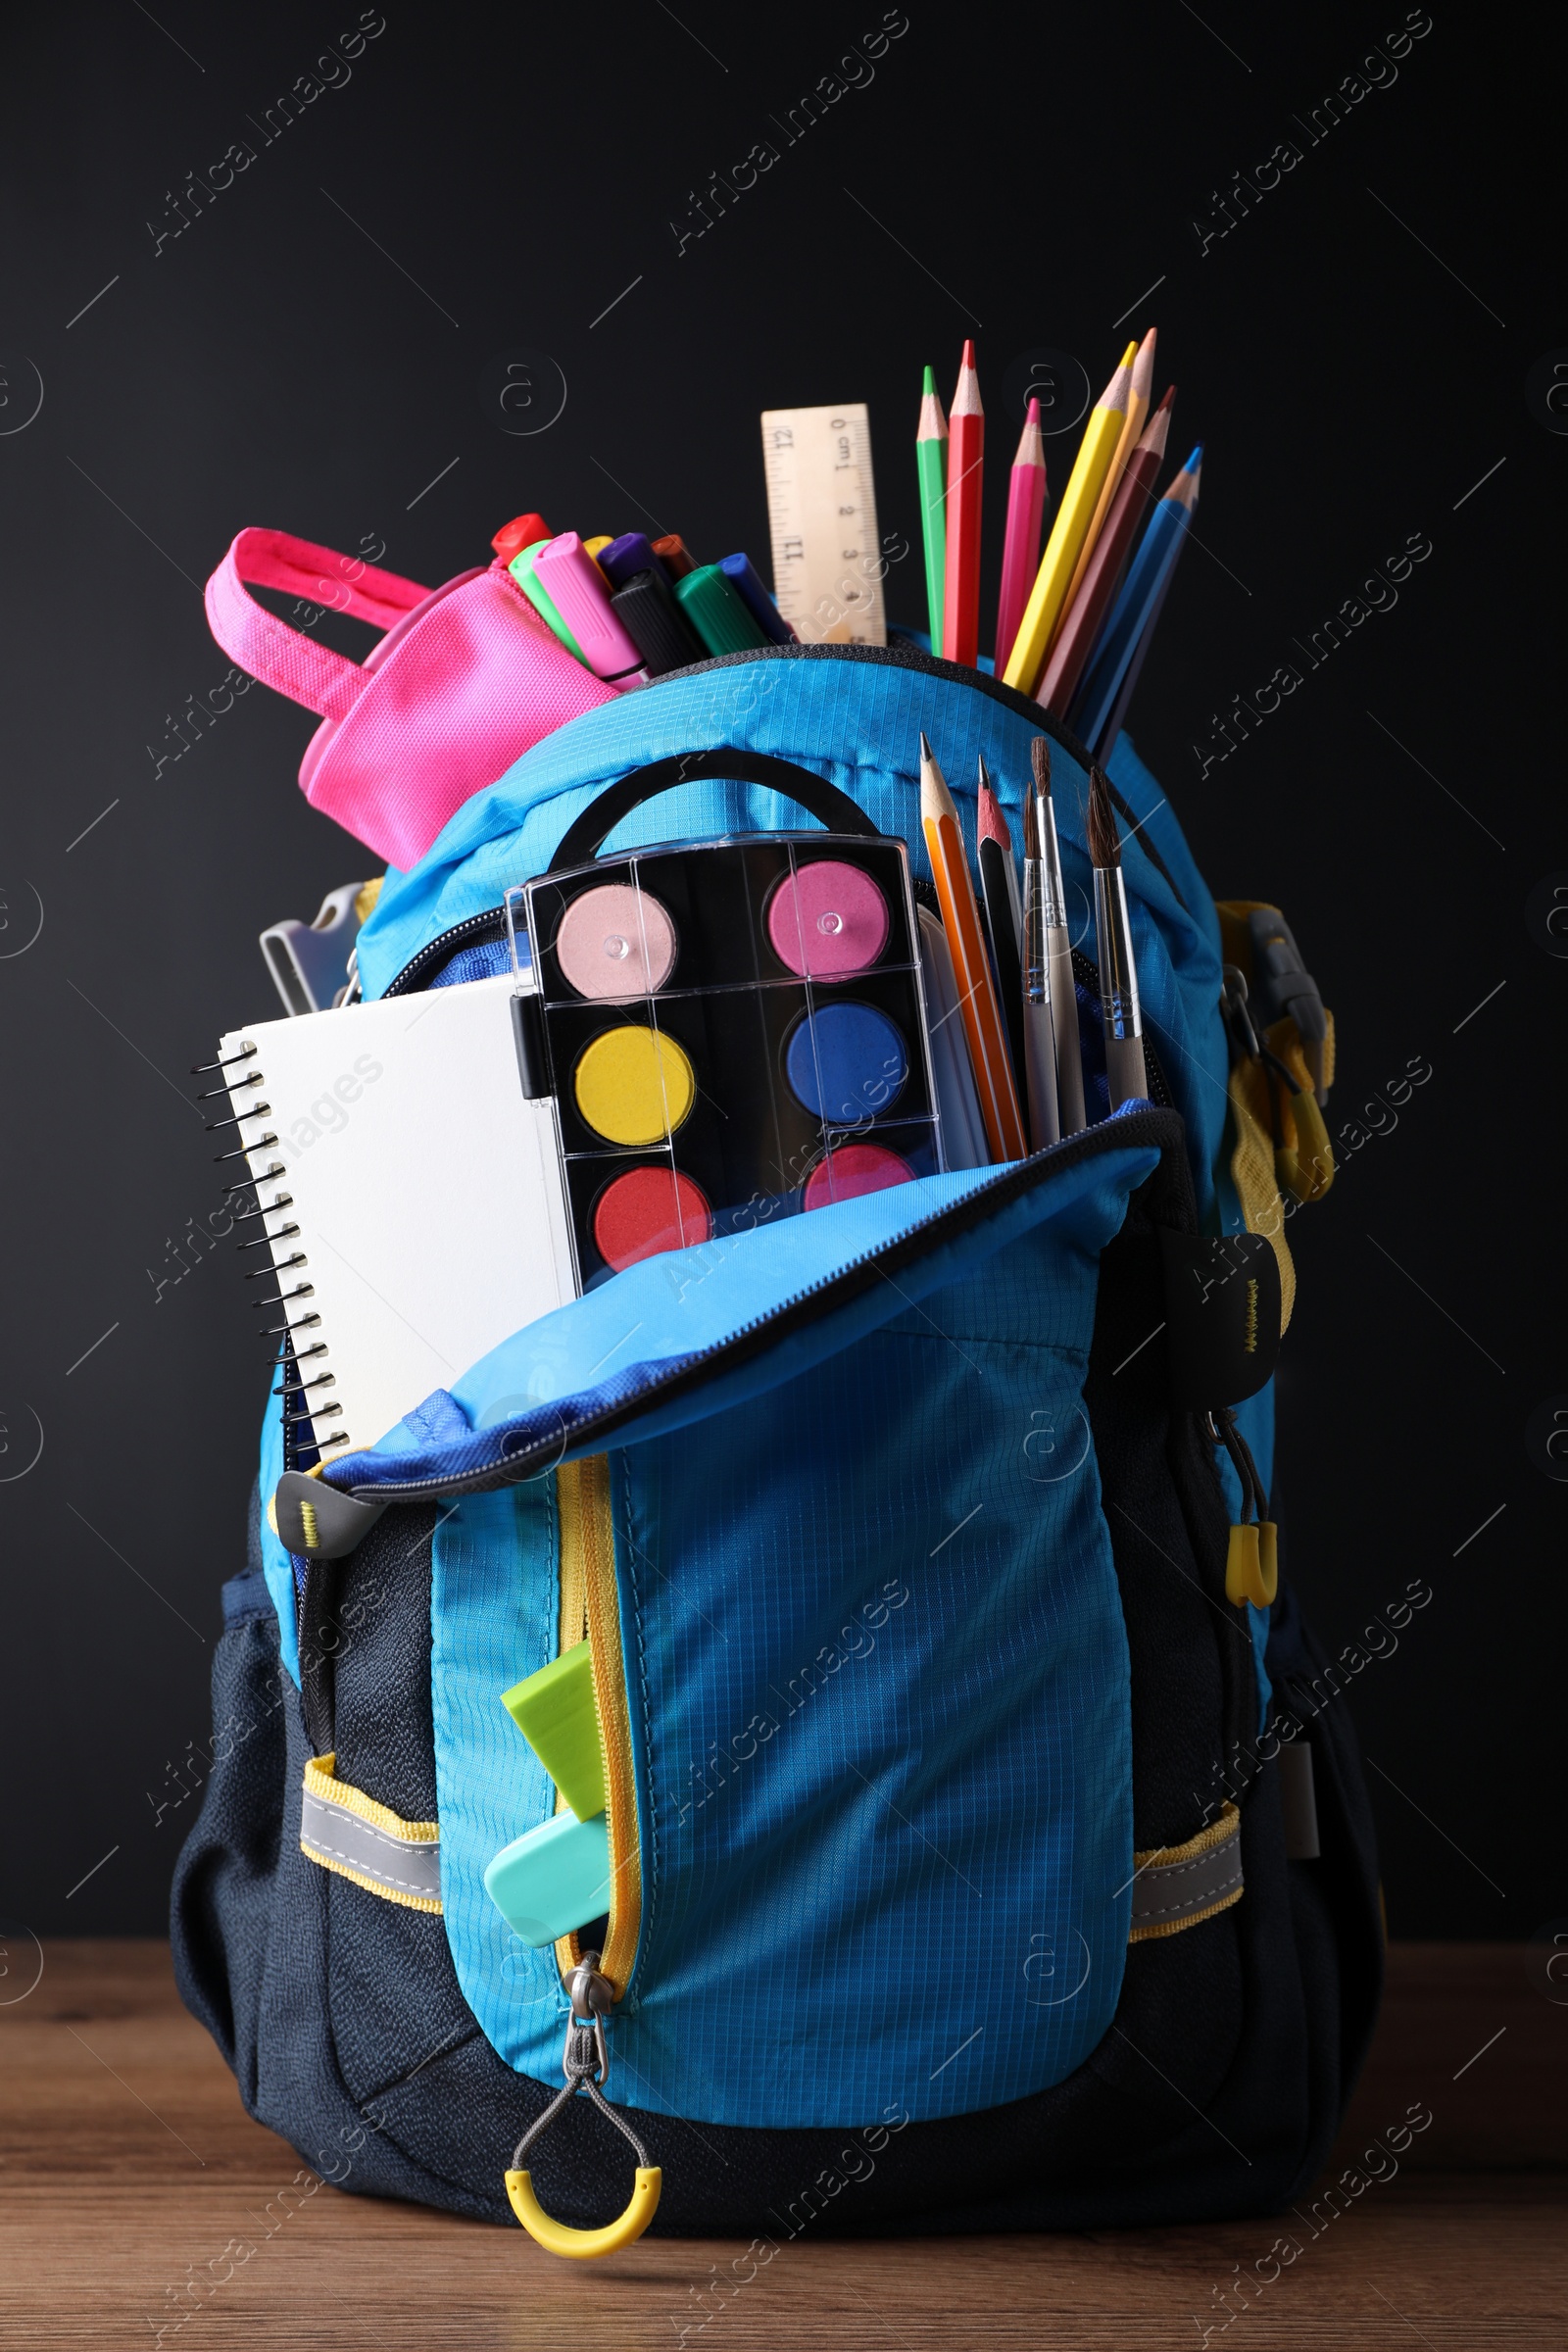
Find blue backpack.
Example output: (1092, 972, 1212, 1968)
(172, 640, 1381, 2252)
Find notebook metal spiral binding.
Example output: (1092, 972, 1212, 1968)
(223, 1163, 286, 1201)
(195, 1069, 264, 1104)
(245, 1252, 306, 1282)
(190, 1043, 258, 1077)
(204, 1092, 272, 1138)
(196, 1044, 360, 1453)
(213, 1132, 278, 1163)
(259, 1307, 321, 1338)
(237, 1221, 299, 1250)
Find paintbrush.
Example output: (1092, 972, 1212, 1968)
(1087, 763, 1149, 1112)
(1028, 738, 1086, 1135)
(976, 758, 1026, 1104)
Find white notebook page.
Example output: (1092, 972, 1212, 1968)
(220, 974, 573, 1456)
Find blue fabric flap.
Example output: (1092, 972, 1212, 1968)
(329, 1132, 1162, 1497)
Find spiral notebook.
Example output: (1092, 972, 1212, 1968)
(218, 973, 575, 1457)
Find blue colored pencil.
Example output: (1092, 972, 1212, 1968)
(1067, 447, 1201, 752)
(1092, 519, 1189, 764)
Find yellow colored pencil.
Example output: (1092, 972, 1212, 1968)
(1062, 328, 1156, 616)
(1001, 350, 1135, 696)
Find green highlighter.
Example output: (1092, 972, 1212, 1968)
(675, 563, 771, 656)
(509, 538, 589, 665)
(484, 1642, 611, 1948)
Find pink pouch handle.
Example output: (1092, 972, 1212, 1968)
(205, 528, 432, 724)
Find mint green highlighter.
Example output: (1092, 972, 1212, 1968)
(483, 1642, 612, 1946)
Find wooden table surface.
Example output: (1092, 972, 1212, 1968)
(1, 1940, 1561, 2348)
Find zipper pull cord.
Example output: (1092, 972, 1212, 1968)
(1207, 1407, 1278, 1609)
(502, 1952, 662, 2259)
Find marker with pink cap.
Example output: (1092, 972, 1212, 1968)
(532, 533, 647, 689)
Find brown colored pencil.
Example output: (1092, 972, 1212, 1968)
(1038, 387, 1176, 718)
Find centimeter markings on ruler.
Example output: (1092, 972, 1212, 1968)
(760, 403, 887, 647)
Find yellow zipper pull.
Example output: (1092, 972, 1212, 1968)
(503, 1952, 662, 2258)
(1225, 1521, 1269, 1609)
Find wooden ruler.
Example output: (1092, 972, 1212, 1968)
(760, 403, 887, 646)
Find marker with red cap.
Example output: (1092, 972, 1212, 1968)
(491, 512, 551, 564)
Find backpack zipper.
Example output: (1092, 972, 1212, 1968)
(334, 1101, 1183, 1507)
(378, 643, 1187, 1001)
(553, 1454, 640, 1999)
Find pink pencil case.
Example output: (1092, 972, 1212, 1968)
(204, 527, 616, 870)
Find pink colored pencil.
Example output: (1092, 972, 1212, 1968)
(995, 398, 1047, 679)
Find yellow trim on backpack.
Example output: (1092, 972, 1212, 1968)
(554, 1461, 592, 1980)
(301, 1751, 442, 1914)
(1129, 1801, 1244, 1943)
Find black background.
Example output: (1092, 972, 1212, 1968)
(1, 0, 1561, 1940)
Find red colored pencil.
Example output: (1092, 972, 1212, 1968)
(1038, 387, 1176, 717)
(995, 398, 1047, 679)
(942, 340, 984, 668)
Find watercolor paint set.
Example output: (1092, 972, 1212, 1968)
(507, 828, 942, 1290)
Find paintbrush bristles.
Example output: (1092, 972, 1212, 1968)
(1030, 735, 1052, 796)
(1022, 772, 1042, 859)
(1087, 763, 1121, 869)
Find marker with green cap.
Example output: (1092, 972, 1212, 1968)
(674, 563, 770, 657)
(509, 538, 589, 667)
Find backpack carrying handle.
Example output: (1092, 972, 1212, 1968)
(549, 747, 881, 872)
(205, 527, 432, 723)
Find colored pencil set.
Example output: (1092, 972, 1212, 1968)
(918, 732, 1146, 1169)
(485, 333, 1185, 1176)
(491, 514, 798, 689)
(917, 329, 1200, 764)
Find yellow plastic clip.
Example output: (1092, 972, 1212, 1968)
(1256, 1520, 1280, 1606)
(505, 2163, 662, 2259)
(1226, 1522, 1270, 1609)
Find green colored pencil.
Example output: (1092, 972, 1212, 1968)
(916, 364, 948, 658)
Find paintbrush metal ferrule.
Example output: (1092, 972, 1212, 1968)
(1020, 844, 1059, 1152)
(1022, 859, 1051, 1004)
(1038, 802, 1069, 934)
(1027, 770, 1084, 1135)
(1094, 861, 1149, 1113)
(1094, 863, 1143, 1043)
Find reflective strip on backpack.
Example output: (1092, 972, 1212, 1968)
(301, 1752, 442, 1913)
(1127, 1801, 1243, 1942)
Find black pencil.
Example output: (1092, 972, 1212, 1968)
(976, 759, 1027, 1104)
